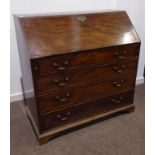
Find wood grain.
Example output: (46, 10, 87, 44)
(38, 73, 136, 114)
(39, 89, 134, 131)
(32, 44, 139, 76)
(14, 11, 141, 144)
(35, 59, 138, 93)
(19, 11, 140, 58)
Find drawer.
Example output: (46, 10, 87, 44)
(35, 59, 138, 93)
(40, 90, 134, 131)
(38, 73, 136, 114)
(32, 44, 139, 77)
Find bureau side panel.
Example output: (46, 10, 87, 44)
(14, 16, 39, 128)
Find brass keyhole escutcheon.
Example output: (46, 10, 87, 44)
(77, 16, 87, 22)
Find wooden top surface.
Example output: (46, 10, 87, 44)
(18, 11, 140, 59)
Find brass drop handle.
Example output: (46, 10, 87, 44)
(112, 96, 124, 104)
(54, 77, 70, 86)
(53, 61, 69, 71)
(113, 79, 124, 87)
(113, 65, 126, 73)
(55, 93, 70, 102)
(114, 51, 127, 59)
(57, 112, 71, 121)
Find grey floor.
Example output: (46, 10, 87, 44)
(11, 84, 145, 155)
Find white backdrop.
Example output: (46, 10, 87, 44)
(10, 0, 145, 101)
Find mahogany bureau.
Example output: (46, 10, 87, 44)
(14, 11, 141, 144)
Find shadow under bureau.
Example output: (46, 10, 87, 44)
(14, 11, 141, 144)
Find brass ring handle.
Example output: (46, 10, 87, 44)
(55, 93, 70, 102)
(53, 77, 70, 86)
(57, 112, 71, 121)
(53, 61, 69, 71)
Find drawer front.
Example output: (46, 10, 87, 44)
(40, 90, 134, 131)
(36, 59, 138, 93)
(38, 73, 136, 114)
(33, 44, 139, 77)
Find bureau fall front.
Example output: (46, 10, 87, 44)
(14, 11, 140, 144)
